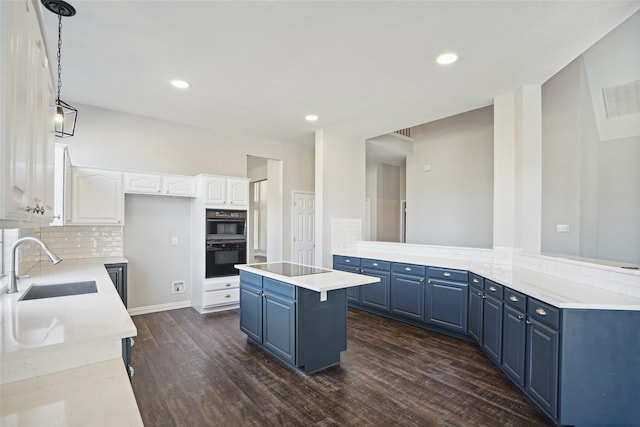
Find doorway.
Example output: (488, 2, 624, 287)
(292, 191, 315, 265)
(247, 155, 283, 263)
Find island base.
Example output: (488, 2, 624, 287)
(239, 271, 348, 375)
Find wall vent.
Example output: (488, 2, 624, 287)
(394, 128, 411, 138)
(602, 79, 640, 118)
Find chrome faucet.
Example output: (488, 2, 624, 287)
(7, 237, 62, 294)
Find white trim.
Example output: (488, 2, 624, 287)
(291, 190, 316, 262)
(128, 300, 192, 316)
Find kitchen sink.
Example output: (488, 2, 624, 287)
(20, 281, 97, 301)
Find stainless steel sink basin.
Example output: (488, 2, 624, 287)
(20, 281, 97, 301)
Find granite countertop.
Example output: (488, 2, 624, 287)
(333, 248, 640, 311)
(236, 262, 380, 301)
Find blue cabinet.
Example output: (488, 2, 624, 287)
(360, 259, 390, 311)
(482, 280, 503, 365)
(262, 278, 296, 365)
(239, 272, 264, 343)
(239, 271, 348, 374)
(467, 274, 484, 344)
(333, 255, 361, 304)
(501, 288, 527, 387)
(426, 268, 468, 333)
(105, 263, 133, 379)
(390, 263, 426, 321)
(526, 298, 559, 420)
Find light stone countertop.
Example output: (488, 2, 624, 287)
(0, 257, 142, 426)
(0, 358, 143, 427)
(236, 262, 381, 301)
(333, 248, 640, 311)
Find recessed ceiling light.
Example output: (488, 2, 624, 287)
(171, 80, 190, 89)
(436, 53, 458, 65)
(305, 114, 319, 122)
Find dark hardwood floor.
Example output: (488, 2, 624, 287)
(131, 308, 555, 427)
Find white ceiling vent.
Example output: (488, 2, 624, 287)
(602, 79, 640, 118)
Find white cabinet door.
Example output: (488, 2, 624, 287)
(203, 176, 226, 205)
(125, 173, 163, 194)
(164, 175, 196, 197)
(227, 179, 249, 207)
(0, 0, 55, 223)
(68, 168, 124, 225)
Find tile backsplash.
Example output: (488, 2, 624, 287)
(1, 226, 123, 277)
(39, 226, 124, 260)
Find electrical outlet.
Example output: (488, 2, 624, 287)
(556, 224, 570, 233)
(171, 237, 178, 246)
(172, 280, 185, 293)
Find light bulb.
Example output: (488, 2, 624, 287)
(55, 106, 64, 123)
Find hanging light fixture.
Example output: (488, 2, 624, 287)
(42, 0, 77, 137)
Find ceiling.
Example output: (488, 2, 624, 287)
(41, 1, 640, 144)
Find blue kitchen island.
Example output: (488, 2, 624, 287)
(235, 262, 379, 374)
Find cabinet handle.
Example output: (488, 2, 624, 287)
(476, 292, 483, 297)
(472, 278, 480, 283)
(404, 267, 412, 271)
(345, 259, 351, 263)
(488, 286, 497, 292)
(535, 307, 547, 316)
(226, 283, 231, 287)
(372, 262, 378, 267)
(225, 294, 231, 298)
(509, 295, 519, 302)
(130, 338, 135, 347)
(517, 315, 524, 321)
(256, 291, 262, 295)
(443, 272, 451, 277)
(526, 320, 532, 325)
(482, 295, 487, 299)
(421, 279, 425, 284)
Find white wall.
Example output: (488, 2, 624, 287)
(123, 195, 191, 309)
(541, 17, 640, 264)
(598, 137, 640, 264)
(406, 106, 494, 248)
(315, 130, 366, 267)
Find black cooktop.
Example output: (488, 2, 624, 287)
(250, 262, 330, 277)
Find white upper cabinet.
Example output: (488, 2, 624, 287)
(201, 175, 249, 208)
(67, 167, 124, 225)
(227, 178, 249, 206)
(0, 0, 55, 225)
(125, 172, 196, 197)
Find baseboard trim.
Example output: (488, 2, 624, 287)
(128, 301, 192, 316)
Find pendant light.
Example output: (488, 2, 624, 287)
(41, 0, 77, 137)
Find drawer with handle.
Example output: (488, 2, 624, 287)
(483, 280, 504, 300)
(205, 278, 240, 292)
(428, 267, 468, 283)
(503, 288, 527, 312)
(527, 297, 560, 329)
(391, 263, 426, 277)
(333, 255, 361, 267)
(361, 259, 390, 271)
(469, 273, 484, 290)
(203, 288, 240, 307)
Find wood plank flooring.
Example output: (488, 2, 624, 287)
(131, 308, 555, 427)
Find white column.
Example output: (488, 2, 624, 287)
(493, 85, 542, 255)
(315, 129, 366, 267)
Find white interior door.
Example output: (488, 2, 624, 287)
(292, 191, 315, 265)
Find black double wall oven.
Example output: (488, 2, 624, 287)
(206, 209, 247, 278)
